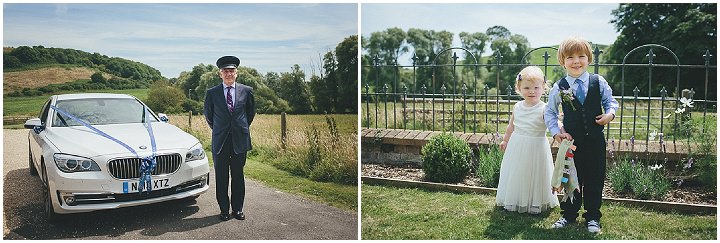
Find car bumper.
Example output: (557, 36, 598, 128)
(48, 157, 210, 214)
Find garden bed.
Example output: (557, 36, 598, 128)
(361, 163, 716, 206)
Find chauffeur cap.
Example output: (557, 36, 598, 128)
(216, 56, 240, 69)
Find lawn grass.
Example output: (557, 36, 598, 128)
(245, 158, 357, 211)
(361, 185, 716, 240)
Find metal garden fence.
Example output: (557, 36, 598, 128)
(362, 44, 716, 155)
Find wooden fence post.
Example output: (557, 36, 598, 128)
(281, 112, 287, 149)
(188, 111, 192, 130)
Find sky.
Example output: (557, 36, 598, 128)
(361, 3, 620, 64)
(3, 3, 358, 79)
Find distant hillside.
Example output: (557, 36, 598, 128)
(3, 46, 164, 96)
(3, 65, 105, 94)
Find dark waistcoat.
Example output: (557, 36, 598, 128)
(559, 74, 604, 144)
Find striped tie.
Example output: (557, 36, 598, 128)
(226, 87, 234, 113)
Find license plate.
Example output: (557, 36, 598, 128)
(122, 178, 170, 193)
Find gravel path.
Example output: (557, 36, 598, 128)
(4, 129, 358, 240)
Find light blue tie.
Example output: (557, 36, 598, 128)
(575, 79, 585, 104)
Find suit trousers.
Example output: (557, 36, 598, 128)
(213, 134, 247, 213)
(560, 134, 606, 222)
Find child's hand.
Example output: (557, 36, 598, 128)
(499, 141, 507, 151)
(595, 113, 615, 126)
(553, 133, 573, 143)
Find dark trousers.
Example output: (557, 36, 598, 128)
(213, 135, 246, 213)
(560, 134, 606, 222)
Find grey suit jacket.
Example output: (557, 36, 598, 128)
(204, 83, 255, 155)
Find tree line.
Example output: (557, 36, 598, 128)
(3, 35, 358, 115)
(362, 3, 716, 100)
(151, 35, 358, 114)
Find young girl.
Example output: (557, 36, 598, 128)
(495, 66, 559, 214)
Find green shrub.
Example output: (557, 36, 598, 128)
(608, 155, 636, 194)
(631, 164, 671, 200)
(22, 88, 43, 96)
(475, 144, 503, 188)
(691, 115, 717, 187)
(145, 79, 185, 113)
(182, 98, 203, 115)
(421, 133, 472, 183)
(695, 155, 716, 188)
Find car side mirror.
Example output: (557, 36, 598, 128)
(158, 113, 169, 123)
(24, 118, 44, 134)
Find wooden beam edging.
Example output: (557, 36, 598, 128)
(361, 176, 716, 215)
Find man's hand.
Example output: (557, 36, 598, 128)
(595, 113, 615, 126)
(553, 133, 573, 143)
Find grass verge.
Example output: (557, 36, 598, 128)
(361, 185, 716, 240)
(245, 158, 357, 212)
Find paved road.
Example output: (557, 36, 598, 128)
(3, 129, 358, 240)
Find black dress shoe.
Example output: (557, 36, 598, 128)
(233, 211, 245, 220)
(219, 212, 231, 221)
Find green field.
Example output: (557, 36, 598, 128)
(3, 89, 150, 117)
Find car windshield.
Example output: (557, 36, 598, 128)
(52, 98, 158, 127)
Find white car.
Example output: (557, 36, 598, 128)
(25, 93, 210, 221)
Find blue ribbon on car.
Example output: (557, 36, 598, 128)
(50, 105, 158, 193)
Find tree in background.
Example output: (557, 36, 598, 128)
(146, 79, 186, 113)
(280, 64, 312, 114)
(459, 31, 490, 94)
(310, 51, 337, 113)
(265, 71, 282, 98)
(606, 3, 717, 100)
(90, 72, 107, 85)
(363, 28, 407, 99)
(365, 27, 407, 66)
(485, 26, 530, 93)
(310, 35, 357, 114)
(406, 28, 454, 93)
(176, 64, 215, 101)
(334, 35, 358, 113)
(362, 27, 529, 97)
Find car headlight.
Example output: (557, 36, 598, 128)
(186, 142, 206, 162)
(53, 153, 101, 173)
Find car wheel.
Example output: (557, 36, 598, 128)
(28, 142, 38, 176)
(41, 160, 60, 222)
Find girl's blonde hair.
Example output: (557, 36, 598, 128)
(515, 66, 548, 94)
(557, 36, 593, 65)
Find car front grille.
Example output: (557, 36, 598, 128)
(108, 154, 183, 179)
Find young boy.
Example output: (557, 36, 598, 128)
(544, 37, 619, 233)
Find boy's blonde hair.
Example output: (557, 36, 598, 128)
(557, 36, 593, 65)
(515, 66, 548, 93)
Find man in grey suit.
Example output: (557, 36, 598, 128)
(204, 55, 255, 221)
